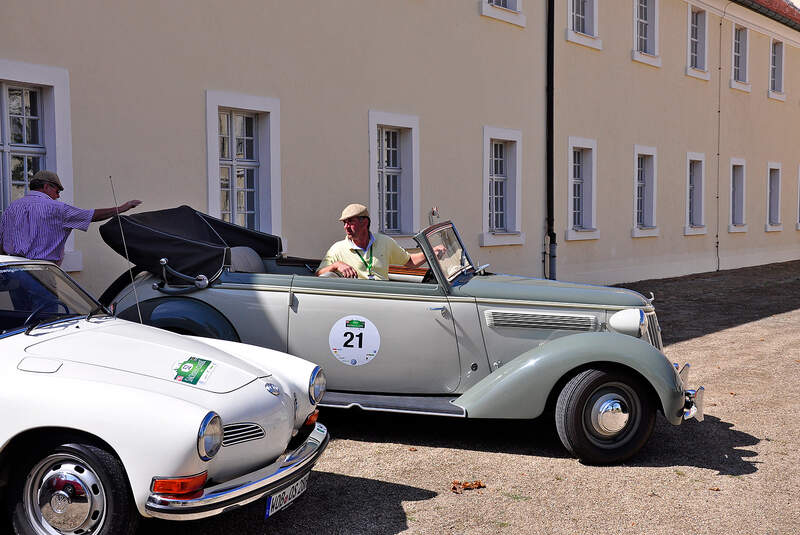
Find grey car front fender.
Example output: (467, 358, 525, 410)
(453, 332, 684, 424)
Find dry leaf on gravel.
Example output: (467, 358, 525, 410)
(709, 487, 721, 491)
(408, 447, 418, 452)
(451, 480, 486, 494)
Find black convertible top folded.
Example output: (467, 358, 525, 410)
(99, 205, 282, 281)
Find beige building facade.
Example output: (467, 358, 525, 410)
(0, 0, 798, 291)
(556, 0, 800, 283)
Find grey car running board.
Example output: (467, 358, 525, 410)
(320, 391, 466, 417)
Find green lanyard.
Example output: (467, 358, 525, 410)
(354, 245, 374, 276)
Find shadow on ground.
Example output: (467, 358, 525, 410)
(138, 472, 435, 535)
(321, 409, 759, 475)
(617, 260, 800, 345)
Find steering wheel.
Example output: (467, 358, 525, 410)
(24, 300, 70, 326)
(421, 268, 436, 284)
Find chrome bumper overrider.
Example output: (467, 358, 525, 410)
(145, 423, 329, 521)
(674, 363, 705, 422)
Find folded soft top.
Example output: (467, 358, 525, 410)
(100, 205, 282, 282)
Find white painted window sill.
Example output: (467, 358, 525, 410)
(480, 232, 526, 246)
(728, 223, 748, 233)
(768, 90, 786, 102)
(730, 79, 751, 93)
(566, 30, 603, 50)
(683, 225, 707, 236)
(686, 67, 710, 81)
(480, 2, 526, 27)
(631, 226, 659, 238)
(61, 250, 83, 272)
(565, 228, 599, 241)
(632, 50, 661, 68)
(765, 223, 783, 232)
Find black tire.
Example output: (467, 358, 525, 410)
(9, 442, 139, 535)
(555, 368, 655, 464)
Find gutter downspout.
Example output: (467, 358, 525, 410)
(546, 0, 557, 279)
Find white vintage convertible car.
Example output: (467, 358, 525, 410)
(0, 256, 328, 535)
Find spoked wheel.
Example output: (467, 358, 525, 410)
(555, 369, 656, 464)
(10, 443, 138, 535)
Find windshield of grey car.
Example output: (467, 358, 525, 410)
(0, 265, 98, 335)
(425, 226, 472, 281)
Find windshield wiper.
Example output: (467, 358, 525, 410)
(87, 304, 110, 321)
(25, 313, 84, 335)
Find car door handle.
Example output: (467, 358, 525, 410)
(428, 306, 449, 319)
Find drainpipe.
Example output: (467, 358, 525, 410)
(545, 0, 557, 279)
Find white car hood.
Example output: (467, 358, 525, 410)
(23, 320, 265, 393)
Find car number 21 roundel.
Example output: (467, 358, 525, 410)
(328, 315, 381, 366)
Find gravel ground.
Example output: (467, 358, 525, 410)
(140, 261, 800, 535)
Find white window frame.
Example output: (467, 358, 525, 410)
(729, 158, 747, 232)
(768, 38, 786, 101)
(686, 5, 709, 81)
(765, 162, 782, 232)
(368, 111, 420, 246)
(685, 152, 706, 235)
(631, 145, 658, 238)
(566, 0, 602, 50)
(632, 0, 661, 68)
(481, 0, 527, 28)
(206, 91, 281, 236)
(731, 25, 751, 92)
(481, 126, 524, 246)
(566, 137, 598, 241)
(0, 60, 76, 269)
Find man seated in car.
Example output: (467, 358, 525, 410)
(316, 203, 429, 280)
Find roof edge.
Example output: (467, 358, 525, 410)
(731, 0, 800, 32)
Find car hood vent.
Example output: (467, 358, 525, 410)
(222, 422, 265, 447)
(484, 310, 598, 331)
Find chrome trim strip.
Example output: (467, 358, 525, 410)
(290, 288, 448, 302)
(484, 310, 598, 330)
(214, 284, 291, 292)
(320, 401, 466, 418)
(457, 296, 653, 312)
(145, 423, 328, 520)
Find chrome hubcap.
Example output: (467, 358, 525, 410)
(590, 394, 630, 437)
(25, 453, 106, 534)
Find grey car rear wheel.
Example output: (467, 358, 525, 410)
(10, 442, 138, 535)
(555, 368, 655, 464)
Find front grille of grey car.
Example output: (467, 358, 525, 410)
(484, 310, 598, 331)
(222, 423, 265, 447)
(644, 311, 663, 351)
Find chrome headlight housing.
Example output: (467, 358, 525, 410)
(608, 308, 646, 338)
(197, 412, 223, 461)
(309, 366, 326, 405)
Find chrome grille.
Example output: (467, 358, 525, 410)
(485, 310, 598, 331)
(222, 422, 265, 447)
(645, 311, 663, 351)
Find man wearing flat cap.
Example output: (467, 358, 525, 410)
(316, 203, 429, 280)
(0, 170, 141, 265)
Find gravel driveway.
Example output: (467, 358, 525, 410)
(140, 261, 800, 535)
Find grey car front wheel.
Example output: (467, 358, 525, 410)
(555, 368, 656, 464)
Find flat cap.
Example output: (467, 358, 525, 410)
(339, 203, 369, 220)
(31, 170, 64, 191)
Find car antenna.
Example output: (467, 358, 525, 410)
(109, 175, 143, 324)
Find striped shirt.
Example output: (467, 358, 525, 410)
(0, 191, 93, 264)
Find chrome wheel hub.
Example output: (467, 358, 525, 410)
(590, 393, 630, 437)
(24, 453, 107, 534)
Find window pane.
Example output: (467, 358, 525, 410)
(26, 90, 39, 116)
(237, 190, 246, 212)
(236, 139, 244, 159)
(220, 136, 229, 159)
(235, 213, 246, 227)
(246, 213, 255, 229)
(26, 156, 41, 178)
(221, 212, 231, 223)
(8, 88, 22, 115)
(234, 115, 244, 137)
(246, 190, 255, 210)
(12, 184, 25, 201)
(244, 116, 254, 137)
(220, 166, 230, 189)
(10, 118, 23, 144)
(245, 139, 254, 159)
(219, 113, 229, 136)
(236, 168, 245, 189)
(11, 156, 24, 181)
(26, 119, 40, 145)
(220, 190, 230, 213)
(245, 168, 255, 189)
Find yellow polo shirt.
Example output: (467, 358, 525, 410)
(317, 233, 410, 280)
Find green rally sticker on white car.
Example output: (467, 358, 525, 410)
(173, 356, 215, 385)
(328, 315, 380, 366)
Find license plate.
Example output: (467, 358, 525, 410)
(265, 473, 309, 518)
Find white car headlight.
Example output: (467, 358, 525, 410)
(197, 412, 223, 461)
(608, 308, 646, 338)
(309, 367, 326, 405)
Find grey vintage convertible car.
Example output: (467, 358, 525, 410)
(100, 206, 704, 464)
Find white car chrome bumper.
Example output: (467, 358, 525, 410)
(145, 423, 329, 520)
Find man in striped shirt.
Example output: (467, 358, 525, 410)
(0, 170, 141, 265)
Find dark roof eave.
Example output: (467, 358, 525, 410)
(730, 0, 800, 32)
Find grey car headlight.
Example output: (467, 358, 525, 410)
(608, 308, 646, 338)
(197, 412, 223, 461)
(309, 366, 326, 405)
